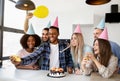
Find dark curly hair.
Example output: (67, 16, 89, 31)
(20, 34, 41, 49)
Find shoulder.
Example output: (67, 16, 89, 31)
(58, 40, 69, 46)
(110, 41, 120, 47)
(17, 49, 28, 57)
(110, 55, 118, 62)
(40, 42, 49, 46)
(36, 42, 50, 51)
(17, 49, 26, 54)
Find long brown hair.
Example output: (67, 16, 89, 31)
(93, 39, 112, 67)
(70, 33, 84, 64)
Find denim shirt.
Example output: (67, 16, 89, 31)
(21, 40, 73, 71)
(110, 41, 120, 73)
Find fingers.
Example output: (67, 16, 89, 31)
(75, 69, 82, 75)
(27, 13, 33, 16)
(27, 13, 33, 19)
(33, 65, 39, 70)
(9, 55, 21, 66)
(67, 67, 73, 74)
(9, 56, 16, 63)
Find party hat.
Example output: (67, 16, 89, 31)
(26, 24, 35, 34)
(74, 24, 82, 33)
(96, 18, 105, 29)
(52, 16, 58, 27)
(47, 20, 51, 28)
(99, 27, 108, 40)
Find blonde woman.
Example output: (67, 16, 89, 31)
(70, 25, 93, 75)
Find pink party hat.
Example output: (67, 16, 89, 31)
(99, 27, 108, 40)
(52, 16, 58, 27)
(74, 24, 82, 33)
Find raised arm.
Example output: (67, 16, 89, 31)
(24, 13, 33, 33)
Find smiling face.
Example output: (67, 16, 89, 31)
(49, 28, 59, 44)
(42, 29, 49, 42)
(93, 40, 100, 55)
(93, 29, 103, 39)
(27, 36, 35, 49)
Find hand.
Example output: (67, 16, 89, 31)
(32, 65, 39, 70)
(114, 66, 119, 73)
(26, 13, 33, 19)
(9, 55, 21, 66)
(75, 68, 82, 75)
(81, 59, 88, 72)
(87, 53, 96, 61)
(67, 67, 73, 74)
(82, 57, 89, 65)
(16, 65, 39, 70)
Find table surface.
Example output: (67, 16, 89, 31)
(0, 65, 120, 81)
(0, 66, 90, 81)
(90, 72, 120, 81)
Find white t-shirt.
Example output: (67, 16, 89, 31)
(17, 49, 31, 58)
(49, 43, 59, 69)
(17, 49, 35, 65)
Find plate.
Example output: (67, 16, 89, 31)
(47, 73, 66, 78)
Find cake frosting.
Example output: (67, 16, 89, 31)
(48, 67, 65, 77)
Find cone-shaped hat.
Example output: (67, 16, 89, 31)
(99, 27, 108, 40)
(52, 16, 58, 27)
(26, 24, 35, 34)
(96, 18, 105, 29)
(47, 20, 51, 28)
(74, 24, 82, 33)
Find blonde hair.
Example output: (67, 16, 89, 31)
(70, 33, 84, 64)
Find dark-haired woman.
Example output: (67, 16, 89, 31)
(81, 39, 118, 78)
(16, 34, 41, 70)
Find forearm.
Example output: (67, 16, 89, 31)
(98, 56, 118, 78)
(24, 18, 29, 33)
(93, 59, 102, 70)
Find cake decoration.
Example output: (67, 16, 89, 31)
(47, 67, 66, 78)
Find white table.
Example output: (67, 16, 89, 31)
(0, 66, 90, 81)
(90, 72, 120, 81)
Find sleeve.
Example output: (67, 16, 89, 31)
(21, 45, 44, 65)
(65, 47, 74, 68)
(17, 49, 30, 58)
(98, 55, 118, 78)
(110, 41, 120, 67)
(17, 49, 23, 57)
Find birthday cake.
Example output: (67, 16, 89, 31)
(47, 67, 66, 78)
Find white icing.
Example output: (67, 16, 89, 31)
(49, 72, 65, 77)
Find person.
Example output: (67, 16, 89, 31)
(81, 38, 118, 78)
(10, 26, 73, 73)
(24, 12, 49, 43)
(70, 24, 93, 75)
(41, 27, 49, 43)
(93, 18, 120, 74)
(15, 34, 41, 70)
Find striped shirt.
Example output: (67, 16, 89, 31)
(21, 40, 73, 71)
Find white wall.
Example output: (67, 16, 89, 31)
(30, 0, 120, 46)
(31, 0, 94, 39)
(106, 23, 120, 45)
(9, 0, 120, 46)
